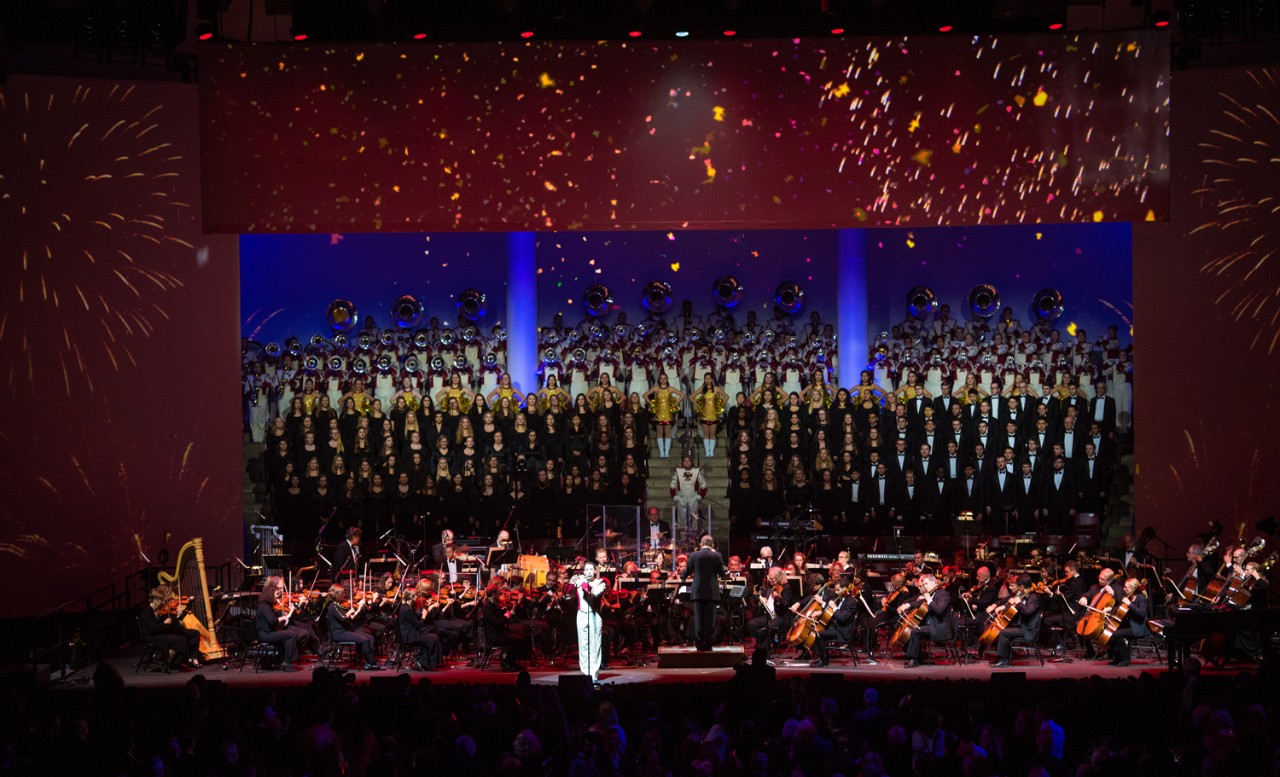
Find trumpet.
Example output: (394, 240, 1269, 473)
(357, 333, 374, 351)
(332, 333, 349, 350)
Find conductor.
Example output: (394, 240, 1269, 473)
(684, 534, 728, 651)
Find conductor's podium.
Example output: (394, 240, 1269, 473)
(656, 645, 746, 669)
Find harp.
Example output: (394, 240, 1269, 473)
(157, 537, 228, 660)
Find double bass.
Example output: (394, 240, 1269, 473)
(1201, 536, 1266, 604)
(1173, 537, 1219, 606)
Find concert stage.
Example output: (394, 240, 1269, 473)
(53, 643, 1211, 692)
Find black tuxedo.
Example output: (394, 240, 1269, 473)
(942, 452, 964, 481)
(643, 519, 672, 549)
(1087, 395, 1117, 436)
(1075, 456, 1111, 513)
(903, 589, 954, 661)
(985, 467, 1018, 528)
(924, 478, 955, 523)
(933, 396, 956, 419)
(332, 540, 361, 580)
(847, 478, 868, 524)
(866, 474, 896, 528)
(684, 547, 728, 651)
(1013, 473, 1042, 532)
(896, 480, 926, 525)
(1043, 468, 1076, 533)
(811, 590, 859, 661)
(1057, 427, 1082, 460)
(955, 475, 984, 515)
(886, 450, 914, 479)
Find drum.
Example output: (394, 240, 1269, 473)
(518, 554, 551, 587)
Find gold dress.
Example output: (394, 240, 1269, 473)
(651, 389, 679, 424)
(694, 389, 725, 422)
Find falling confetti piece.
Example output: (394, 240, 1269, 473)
(911, 149, 934, 165)
(1032, 89, 1048, 107)
(712, 106, 725, 122)
(538, 72, 556, 88)
(670, 262, 680, 272)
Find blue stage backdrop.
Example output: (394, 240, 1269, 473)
(535, 230, 839, 326)
(865, 223, 1133, 350)
(243, 224, 1131, 367)
(241, 232, 511, 345)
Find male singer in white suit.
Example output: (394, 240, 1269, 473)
(574, 561, 608, 684)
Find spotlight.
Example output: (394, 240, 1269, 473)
(1048, 21, 1063, 30)
(292, 32, 308, 41)
(830, 27, 844, 35)
(195, 22, 216, 41)
(1152, 10, 1171, 27)
(675, 30, 690, 37)
(722, 29, 736, 36)
(412, 32, 427, 40)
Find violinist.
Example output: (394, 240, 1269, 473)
(1077, 567, 1121, 659)
(398, 587, 443, 670)
(323, 584, 382, 670)
(810, 574, 859, 668)
(897, 574, 953, 669)
(1103, 577, 1148, 667)
(481, 581, 530, 671)
(255, 582, 301, 672)
(746, 567, 795, 654)
(415, 579, 476, 650)
(989, 574, 1044, 669)
(140, 586, 201, 670)
(263, 575, 320, 655)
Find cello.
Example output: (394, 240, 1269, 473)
(1076, 575, 1118, 643)
(1096, 582, 1142, 650)
(1173, 537, 1219, 606)
(977, 582, 1044, 651)
(786, 583, 834, 649)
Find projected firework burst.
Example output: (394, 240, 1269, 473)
(0, 82, 191, 396)
(1191, 67, 1280, 353)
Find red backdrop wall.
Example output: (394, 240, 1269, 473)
(199, 32, 1170, 233)
(0, 76, 243, 617)
(1134, 65, 1280, 553)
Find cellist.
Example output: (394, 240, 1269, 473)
(896, 574, 952, 669)
(810, 572, 859, 668)
(1102, 577, 1148, 667)
(1077, 567, 1121, 659)
(988, 574, 1045, 669)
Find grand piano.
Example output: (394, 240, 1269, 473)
(1157, 607, 1280, 669)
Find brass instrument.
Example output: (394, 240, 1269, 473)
(379, 330, 395, 347)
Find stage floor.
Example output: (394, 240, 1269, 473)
(54, 643, 1221, 691)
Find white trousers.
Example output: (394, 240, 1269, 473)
(576, 609, 602, 681)
(674, 495, 702, 526)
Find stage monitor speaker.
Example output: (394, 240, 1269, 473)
(988, 671, 1027, 688)
(558, 674, 594, 697)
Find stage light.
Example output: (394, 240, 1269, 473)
(675, 30, 689, 37)
(413, 32, 427, 40)
(293, 32, 308, 41)
(1048, 22, 1063, 30)
(1152, 10, 1172, 27)
(195, 22, 216, 41)
(830, 27, 844, 35)
(628, 30, 642, 38)
(520, 30, 535, 38)
(937, 24, 953, 33)
(722, 29, 736, 36)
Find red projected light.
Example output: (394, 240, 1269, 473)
(722, 29, 736, 37)
(628, 30, 642, 38)
(830, 28, 845, 35)
(413, 33, 427, 40)
(1154, 19, 1170, 27)
(937, 25, 953, 33)
(520, 30, 535, 39)
(292, 33, 308, 41)
(198, 31, 214, 41)
(1048, 22, 1064, 30)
